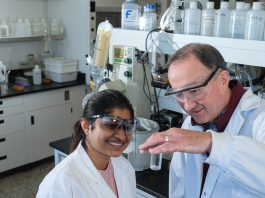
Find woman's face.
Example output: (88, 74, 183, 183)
(81, 108, 133, 162)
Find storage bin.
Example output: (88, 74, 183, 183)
(44, 57, 78, 73)
(44, 69, 78, 83)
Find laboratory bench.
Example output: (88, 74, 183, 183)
(0, 72, 86, 99)
(49, 137, 169, 198)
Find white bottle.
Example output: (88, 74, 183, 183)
(214, 2, 231, 38)
(200, 1, 215, 36)
(41, 18, 48, 36)
(229, 2, 247, 39)
(50, 18, 60, 35)
(121, 0, 140, 30)
(173, 3, 185, 34)
(245, 2, 265, 41)
(141, 4, 157, 31)
(0, 21, 10, 37)
(7, 15, 17, 37)
(184, 1, 202, 35)
(15, 18, 26, 37)
(33, 65, 42, 85)
(32, 18, 42, 36)
(24, 18, 32, 36)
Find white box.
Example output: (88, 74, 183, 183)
(44, 57, 78, 73)
(44, 70, 78, 83)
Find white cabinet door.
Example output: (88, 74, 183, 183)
(27, 103, 72, 162)
(69, 85, 86, 123)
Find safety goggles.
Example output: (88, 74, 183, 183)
(88, 115, 137, 134)
(165, 67, 220, 102)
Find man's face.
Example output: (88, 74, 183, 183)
(168, 55, 229, 124)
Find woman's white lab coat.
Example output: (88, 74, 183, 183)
(36, 142, 136, 198)
(169, 88, 265, 198)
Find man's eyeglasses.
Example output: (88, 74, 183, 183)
(87, 115, 137, 134)
(165, 67, 220, 102)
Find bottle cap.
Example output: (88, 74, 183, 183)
(190, 1, 197, 9)
(220, 2, 229, 9)
(236, 2, 245, 10)
(206, 2, 214, 9)
(253, 2, 261, 10)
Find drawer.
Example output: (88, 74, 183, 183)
(0, 113, 25, 136)
(0, 131, 27, 154)
(25, 88, 71, 111)
(0, 147, 28, 173)
(0, 96, 24, 108)
(0, 104, 24, 117)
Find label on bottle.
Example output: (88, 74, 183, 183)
(122, 9, 139, 29)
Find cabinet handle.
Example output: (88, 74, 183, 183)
(0, 138, 6, 143)
(0, 120, 4, 124)
(31, 116, 35, 125)
(0, 101, 2, 105)
(0, 110, 3, 114)
(64, 90, 70, 101)
(0, 155, 7, 161)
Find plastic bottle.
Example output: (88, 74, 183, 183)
(245, 2, 265, 41)
(173, 1, 184, 34)
(32, 18, 42, 36)
(24, 18, 32, 36)
(229, 2, 247, 39)
(7, 15, 17, 36)
(200, 1, 215, 36)
(214, 1, 231, 38)
(141, 4, 157, 31)
(41, 18, 48, 36)
(121, 0, 140, 30)
(245, 3, 251, 11)
(16, 18, 26, 37)
(33, 65, 42, 85)
(50, 18, 60, 35)
(92, 19, 113, 67)
(0, 21, 10, 37)
(184, 1, 202, 35)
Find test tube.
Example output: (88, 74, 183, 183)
(150, 153, 162, 171)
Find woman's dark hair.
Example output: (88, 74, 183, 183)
(70, 89, 134, 152)
(167, 43, 227, 71)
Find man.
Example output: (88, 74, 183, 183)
(139, 43, 265, 197)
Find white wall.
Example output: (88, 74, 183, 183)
(0, 0, 45, 70)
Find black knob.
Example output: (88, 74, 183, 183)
(124, 58, 132, 64)
(124, 71, 132, 77)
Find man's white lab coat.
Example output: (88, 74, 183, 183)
(37, 142, 136, 198)
(169, 88, 265, 198)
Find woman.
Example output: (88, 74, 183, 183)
(37, 89, 137, 198)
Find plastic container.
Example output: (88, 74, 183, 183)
(121, 0, 140, 30)
(214, 2, 231, 38)
(7, 15, 17, 36)
(229, 2, 247, 39)
(44, 70, 78, 83)
(245, 2, 265, 41)
(200, 2, 215, 36)
(92, 19, 113, 67)
(184, 1, 202, 35)
(33, 65, 42, 85)
(44, 57, 78, 73)
(0, 22, 10, 37)
(24, 19, 32, 36)
(50, 18, 61, 36)
(32, 18, 42, 36)
(140, 4, 157, 31)
(15, 18, 26, 37)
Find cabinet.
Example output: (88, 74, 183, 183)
(0, 96, 28, 173)
(25, 85, 86, 162)
(0, 84, 86, 172)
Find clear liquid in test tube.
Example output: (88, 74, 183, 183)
(150, 153, 162, 171)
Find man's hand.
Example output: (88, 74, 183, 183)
(139, 128, 212, 154)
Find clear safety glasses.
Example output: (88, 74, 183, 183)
(165, 67, 220, 103)
(88, 115, 137, 134)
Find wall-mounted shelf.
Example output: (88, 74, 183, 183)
(110, 28, 265, 67)
(0, 35, 63, 43)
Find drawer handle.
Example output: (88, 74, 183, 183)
(31, 116, 35, 125)
(0, 155, 7, 161)
(0, 138, 6, 142)
(0, 110, 3, 114)
(64, 90, 70, 101)
(0, 120, 4, 124)
(0, 101, 2, 105)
